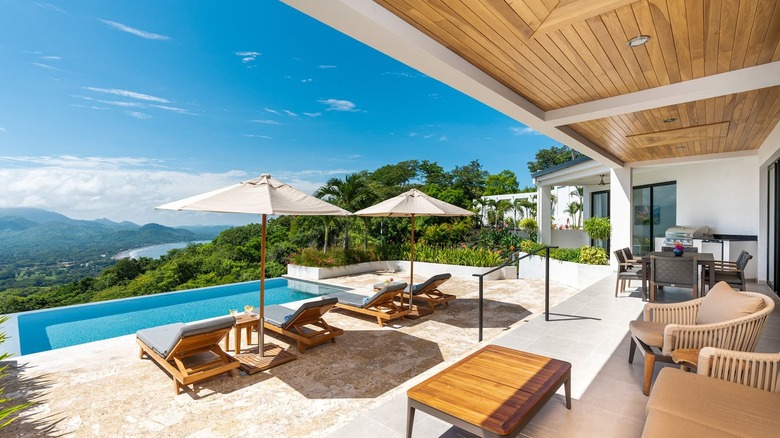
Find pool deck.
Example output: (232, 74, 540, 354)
(2, 271, 578, 437)
(5, 273, 777, 437)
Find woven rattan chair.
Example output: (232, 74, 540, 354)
(628, 282, 774, 395)
(614, 249, 643, 298)
(649, 255, 699, 301)
(697, 347, 780, 392)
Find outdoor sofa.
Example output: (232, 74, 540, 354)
(642, 347, 780, 437)
(262, 297, 344, 353)
(329, 282, 410, 327)
(136, 315, 239, 395)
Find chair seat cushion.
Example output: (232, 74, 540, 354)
(629, 320, 667, 347)
(696, 282, 765, 324)
(645, 368, 779, 437)
(136, 315, 236, 358)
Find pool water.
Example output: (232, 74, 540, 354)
(17, 278, 348, 355)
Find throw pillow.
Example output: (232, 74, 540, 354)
(696, 281, 764, 324)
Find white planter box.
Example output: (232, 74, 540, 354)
(287, 260, 511, 281)
(517, 252, 612, 289)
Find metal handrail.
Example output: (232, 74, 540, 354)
(472, 245, 558, 342)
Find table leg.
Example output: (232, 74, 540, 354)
(245, 325, 251, 347)
(223, 331, 230, 352)
(564, 373, 571, 409)
(406, 401, 415, 438)
(233, 327, 240, 354)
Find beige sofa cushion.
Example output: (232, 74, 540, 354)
(696, 281, 764, 324)
(644, 368, 779, 437)
(629, 320, 667, 347)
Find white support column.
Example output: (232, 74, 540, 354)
(610, 167, 632, 269)
(538, 185, 552, 244)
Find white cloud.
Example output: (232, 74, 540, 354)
(409, 132, 417, 137)
(126, 111, 152, 119)
(0, 128, 6, 133)
(282, 110, 298, 117)
(300, 78, 312, 83)
(84, 87, 170, 103)
(511, 126, 541, 136)
(318, 98, 358, 112)
(36, 3, 66, 13)
(0, 156, 356, 226)
(303, 112, 321, 118)
(251, 119, 281, 125)
(98, 19, 170, 41)
(264, 107, 281, 115)
(40, 55, 62, 61)
(31, 62, 60, 71)
(383, 71, 425, 79)
(98, 100, 143, 108)
(150, 104, 198, 115)
(318, 65, 337, 69)
(244, 134, 272, 139)
(235, 51, 261, 63)
(438, 135, 448, 141)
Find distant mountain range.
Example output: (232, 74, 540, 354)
(0, 207, 230, 263)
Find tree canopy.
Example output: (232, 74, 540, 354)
(526, 145, 583, 173)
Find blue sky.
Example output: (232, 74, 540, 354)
(0, 1, 557, 226)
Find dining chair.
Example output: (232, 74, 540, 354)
(701, 250, 752, 291)
(614, 249, 642, 298)
(649, 255, 699, 301)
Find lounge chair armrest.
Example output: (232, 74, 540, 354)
(697, 347, 780, 392)
(661, 307, 773, 355)
(643, 299, 703, 324)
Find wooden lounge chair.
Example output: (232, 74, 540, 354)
(402, 273, 454, 311)
(329, 282, 410, 327)
(136, 315, 239, 395)
(263, 297, 344, 353)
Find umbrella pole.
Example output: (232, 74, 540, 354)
(259, 213, 267, 357)
(408, 215, 415, 311)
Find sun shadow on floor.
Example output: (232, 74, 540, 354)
(421, 298, 532, 329)
(263, 329, 444, 399)
(1, 360, 64, 437)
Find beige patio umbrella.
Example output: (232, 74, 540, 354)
(157, 174, 351, 367)
(354, 188, 473, 309)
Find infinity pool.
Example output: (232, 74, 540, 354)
(15, 278, 349, 355)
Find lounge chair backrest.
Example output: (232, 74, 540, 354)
(363, 282, 407, 307)
(281, 297, 338, 328)
(411, 273, 451, 294)
(137, 315, 236, 359)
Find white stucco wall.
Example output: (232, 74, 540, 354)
(633, 156, 759, 235)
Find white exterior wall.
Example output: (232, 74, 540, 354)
(632, 156, 759, 235)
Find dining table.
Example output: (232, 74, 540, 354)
(640, 251, 716, 301)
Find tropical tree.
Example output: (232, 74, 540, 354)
(483, 170, 519, 196)
(511, 198, 526, 231)
(494, 200, 512, 227)
(315, 173, 375, 250)
(568, 187, 584, 227)
(526, 145, 583, 173)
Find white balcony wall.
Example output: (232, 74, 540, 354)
(632, 156, 759, 235)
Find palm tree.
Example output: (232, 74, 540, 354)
(568, 187, 584, 227)
(315, 173, 373, 250)
(511, 198, 526, 231)
(495, 200, 511, 227)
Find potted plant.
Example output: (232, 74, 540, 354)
(583, 217, 610, 243)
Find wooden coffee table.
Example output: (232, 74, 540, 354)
(407, 345, 571, 438)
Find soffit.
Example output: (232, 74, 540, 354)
(373, 0, 780, 163)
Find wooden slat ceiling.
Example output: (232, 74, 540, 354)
(373, 0, 780, 163)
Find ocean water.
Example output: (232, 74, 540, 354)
(113, 240, 211, 260)
(17, 278, 350, 355)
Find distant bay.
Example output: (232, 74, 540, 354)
(113, 241, 211, 260)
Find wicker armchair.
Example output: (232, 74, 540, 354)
(698, 347, 780, 392)
(628, 283, 774, 395)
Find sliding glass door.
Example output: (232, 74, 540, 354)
(632, 182, 676, 256)
(769, 161, 778, 292)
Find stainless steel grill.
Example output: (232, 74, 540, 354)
(663, 226, 710, 248)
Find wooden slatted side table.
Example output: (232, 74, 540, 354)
(407, 345, 571, 438)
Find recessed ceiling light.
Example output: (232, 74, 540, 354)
(627, 35, 651, 47)
(663, 118, 677, 123)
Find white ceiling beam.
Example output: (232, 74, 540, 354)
(545, 62, 780, 126)
(281, 0, 624, 167)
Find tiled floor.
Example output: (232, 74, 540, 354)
(327, 277, 780, 438)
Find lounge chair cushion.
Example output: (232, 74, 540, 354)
(404, 273, 452, 295)
(629, 320, 667, 347)
(136, 315, 236, 358)
(264, 298, 339, 329)
(330, 283, 406, 308)
(696, 281, 765, 324)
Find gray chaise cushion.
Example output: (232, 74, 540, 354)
(137, 315, 236, 358)
(404, 273, 451, 295)
(264, 297, 339, 329)
(330, 283, 407, 308)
